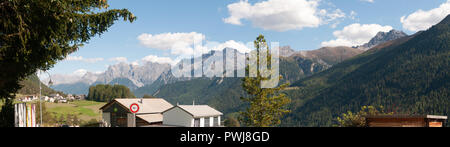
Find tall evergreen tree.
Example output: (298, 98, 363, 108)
(239, 35, 291, 127)
(0, 0, 136, 127)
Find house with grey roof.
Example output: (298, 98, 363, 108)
(162, 105, 223, 127)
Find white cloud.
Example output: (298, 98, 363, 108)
(142, 55, 176, 65)
(137, 38, 254, 65)
(350, 11, 357, 20)
(94, 71, 104, 74)
(65, 56, 83, 61)
(207, 40, 252, 54)
(40, 69, 93, 85)
(321, 9, 347, 28)
(223, 0, 345, 31)
(137, 32, 205, 55)
(321, 23, 393, 47)
(401, 0, 450, 32)
(361, 0, 374, 3)
(65, 56, 104, 63)
(130, 61, 140, 66)
(137, 31, 255, 58)
(109, 57, 128, 63)
(73, 69, 88, 77)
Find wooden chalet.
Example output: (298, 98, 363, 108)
(99, 98, 173, 127)
(365, 114, 448, 127)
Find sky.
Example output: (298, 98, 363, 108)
(41, 0, 450, 79)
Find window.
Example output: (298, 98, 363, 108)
(204, 117, 210, 127)
(214, 117, 219, 127)
(194, 118, 200, 127)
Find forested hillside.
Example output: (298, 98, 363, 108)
(17, 74, 65, 96)
(87, 84, 135, 102)
(284, 15, 450, 126)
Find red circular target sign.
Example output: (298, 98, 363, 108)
(130, 103, 139, 113)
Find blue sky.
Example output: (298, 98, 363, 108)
(44, 0, 450, 77)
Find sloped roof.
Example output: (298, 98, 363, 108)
(164, 105, 223, 118)
(365, 114, 448, 119)
(136, 114, 163, 123)
(100, 98, 173, 114)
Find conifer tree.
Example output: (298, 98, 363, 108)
(240, 35, 291, 127)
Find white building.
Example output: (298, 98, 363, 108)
(59, 99, 68, 103)
(20, 95, 38, 102)
(162, 105, 223, 127)
(49, 93, 59, 98)
(48, 97, 55, 103)
(67, 94, 75, 100)
(41, 96, 49, 101)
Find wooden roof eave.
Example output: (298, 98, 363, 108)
(99, 100, 132, 113)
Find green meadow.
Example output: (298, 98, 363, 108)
(45, 100, 106, 121)
(1, 100, 106, 122)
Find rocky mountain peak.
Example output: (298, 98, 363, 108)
(280, 46, 296, 57)
(357, 29, 408, 50)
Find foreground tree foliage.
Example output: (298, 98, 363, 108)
(239, 35, 291, 127)
(0, 0, 136, 99)
(336, 106, 393, 127)
(224, 116, 240, 127)
(0, 99, 14, 127)
(0, 0, 135, 126)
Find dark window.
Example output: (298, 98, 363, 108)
(194, 118, 200, 127)
(204, 117, 210, 127)
(214, 117, 219, 127)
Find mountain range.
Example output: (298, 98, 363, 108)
(51, 29, 408, 98)
(51, 62, 171, 94)
(148, 29, 409, 115)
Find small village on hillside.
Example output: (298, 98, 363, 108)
(17, 94, 86, 103)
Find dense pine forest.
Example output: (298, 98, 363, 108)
(87, 84, 135, 102)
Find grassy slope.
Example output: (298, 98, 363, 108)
(45, 100, 106, 121)
(1, 99, 105, 122)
